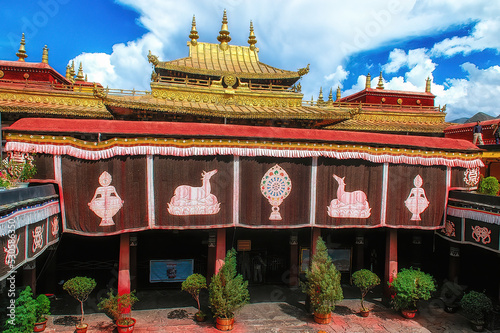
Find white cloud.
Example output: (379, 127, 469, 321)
(324, 65, 349, 88)
(381, 48, 435, 88)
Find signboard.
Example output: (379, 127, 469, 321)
(149, 259, 194, 283)
(237, 240, 251, 251)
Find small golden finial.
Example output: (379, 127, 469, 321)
(70, 61, 76, 78)
(217, 9, 231, 51)
(318, 87, 324, 105)
(336, 86, 341, 101)
(65, 65, 71, 80)
(425, 77, 431, 93)
(85, 74, 88, 82)
(376, 71, 384, 89)
(16, 33, 28, 61)
(248, 21, 257, 51)
(189, 15, 199, 46)
(76, 62, 85, 81)
(365, 73, 371, 89)
(42, 45, 49, 64)
(327, 88, 333, 102)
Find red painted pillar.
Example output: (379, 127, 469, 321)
(384, 229, 398, 298)
(311, 228, 321, 257)
(118, 233, 131, 295)
(215, 228, 226, 275)
(289, 233, 299, 288)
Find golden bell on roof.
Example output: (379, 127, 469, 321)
(336, 86, 341, 101)
(365, 73, 371, 89)
(16, 33, 28, 61)
(376, 71, 384, 89)
(425, 77, 432, 93)
(189, 15, 199, 46)
(217, 9, 231, 51)
(76, 62, 85, 81)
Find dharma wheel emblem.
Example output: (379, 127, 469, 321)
(404, 175, 429, 221)
(88, 171, 124, 226)
(260, 165, 292, 220)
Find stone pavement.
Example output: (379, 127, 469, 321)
(44, 285, 499, 333)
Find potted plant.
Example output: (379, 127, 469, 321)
(302, 237, 343, 324)
(3, 286, 37, 333)
(460, 290, 493, 332)
(478, 176, 499, 195)
(0, 170, 13, 189)
(34, 294, 51, 332)
(352, 269, 380, 317)
(1, 153, 37, 187)
(389, 267, 436, 318)
(63, 276, 96, 333)
(97, 289, 139, 332)
(182, 273, 207, 321)
(209, 248, 250, 331)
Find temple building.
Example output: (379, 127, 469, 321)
(1, 11, 497, 306)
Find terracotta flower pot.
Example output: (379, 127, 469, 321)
(401, 309, 417, 319)
(314, 312, 332, 324)
(195, 312, 206, 322)
(216, 317, 234, 331)
(470, 320, 485, 332)
(116, 317, 136, 333)
(34, 318, 48, 332)
(360, 309, 370, 317)
(75, 323, 88, 333)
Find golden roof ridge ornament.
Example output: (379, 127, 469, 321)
(217, 9, 231, 51)
(365, 73, 371, 89)
(248, 20, 257, 51)
(76, 62, 85, 81)
(425, 77, 431, 93)
(189, 15, 199, 46)
(42, 45, 49, 64)
(376, 71, 384, 89)
(298, 64, 309, 76)
(318, 87, 324, 104)
(336, 86, 341, 101)
(147, 50, 159, 66)
(327, 88, 333, 102)
(65, 65, 71, 80)
(70, 61, 76, 79)
(16, 33, 28, 61)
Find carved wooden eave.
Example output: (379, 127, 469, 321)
(0, 85, 112, 119)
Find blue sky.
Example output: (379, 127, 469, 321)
(1, 0, 499, 122)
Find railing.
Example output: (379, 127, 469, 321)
(302, 99, 442, 112)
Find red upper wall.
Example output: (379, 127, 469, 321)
(0, 60, 72, 86)
(339, 88, 435, 107)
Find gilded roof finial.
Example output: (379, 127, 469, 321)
(65, 65, 71, 80)
(327, 88, 333, 102)
(248, 21, 257, 51)
(16, 33, 28, 61)
(365, 73, 371, 89)
(85, 74, 88, 82)
(336, 86, 341, 101)
(70, 61, 76, 79)
(189, 15, 199, 46)
(425, 77, 431, 93)
(217, 9, 231, 51)
(76, 62, 85, 81)
(42, 45, 49, 64)
(376, 71, 384, 89)
(318, 87, 324, 105)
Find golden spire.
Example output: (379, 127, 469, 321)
(65, 65, 71, 80)
(425, 77, 431, 93)
(16, 33, 28, 61)
(318, 87, 324, 104)
(365, 73, 371, 89)
(70, 61, 76, 79)
(217, 9, 231, 51)
(42, 45, 48, 64)
(376, 71, 384, 89)
(336, 86, 341, 101)
(327, 88, 333, 102)
(189, 15, 199, 46)
(85, 74, 88, 82)
(248, 21, 257, 51)
(76, 62, 85, 81)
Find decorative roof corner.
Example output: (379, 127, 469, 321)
(298, 64, 310, 76)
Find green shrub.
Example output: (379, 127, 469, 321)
(182, 273, 207, 315)
(302, 237, 343, 314)
(97, 289, 138, 323)
(389, 268, 436, 311)
(352, 269, 380, 311)
(478, 176, 499, 195)
(35, 294, 51, 322)
(3, 286, 37, 333)
(460, 291, 492, 323)
(63, 276, 96, 325)
(209, 249, 249, 319)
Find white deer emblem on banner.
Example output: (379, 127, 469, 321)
(327, 174, 371, 218)
(168, 169, 221, 215)
(88, 171, 124, 226)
